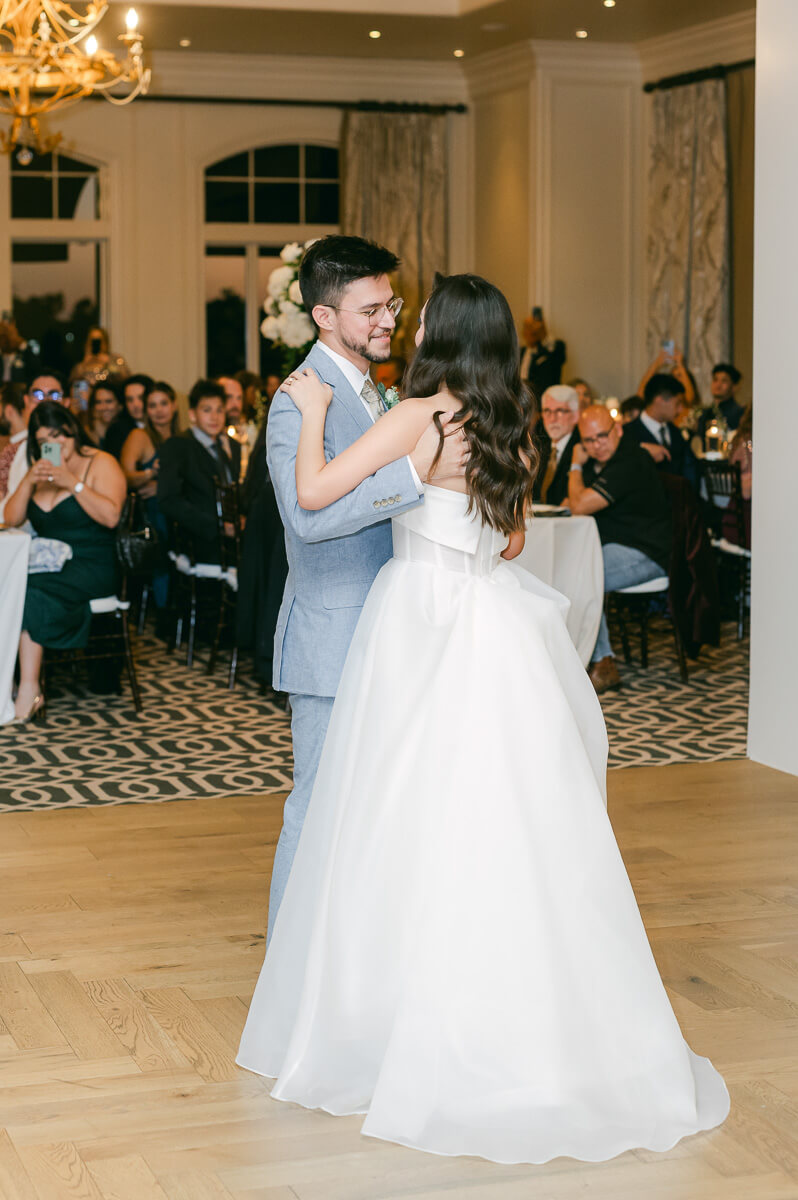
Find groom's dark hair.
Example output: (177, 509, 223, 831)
(299, 236, 400, 325)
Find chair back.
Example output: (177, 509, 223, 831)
(214, 480, 242, 573)
(660, 473, 720, 656)
(702, 460, 747, 549)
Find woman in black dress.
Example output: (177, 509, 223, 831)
(4, 402, 126, 721)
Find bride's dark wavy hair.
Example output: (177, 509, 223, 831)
(404, 273, 537, 534)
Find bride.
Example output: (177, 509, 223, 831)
(236, 273, 729, 1164)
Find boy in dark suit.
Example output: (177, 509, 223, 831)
(157, 379, 240, 564)
(624, 373, 698, 487)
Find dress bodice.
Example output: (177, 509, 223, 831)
(392, 485, 507, 576)
(29, 494, 116, 562)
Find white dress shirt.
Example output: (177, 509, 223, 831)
(315, 340, 422, 493)
(640, 411, 671, 447)
(552, 432, 572, 463)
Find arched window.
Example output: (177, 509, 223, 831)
(8, 149, 107, 383)
(203, 142, 339, 376)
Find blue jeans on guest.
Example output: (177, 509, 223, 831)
(591, 542, 666, 663)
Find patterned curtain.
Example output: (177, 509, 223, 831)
(342, 112, 448, 360)
(647, 80, 731, 399)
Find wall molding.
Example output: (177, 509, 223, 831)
(638, 10, 755, 83)
(462, 42, 537, 100)
(149, 50, 468, 105)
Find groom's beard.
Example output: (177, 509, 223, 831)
(339, 326, 393, 364)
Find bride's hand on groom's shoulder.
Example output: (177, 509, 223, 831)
(282, 367, 333, 415)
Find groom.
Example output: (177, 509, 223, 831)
(266, 235, 462, 940)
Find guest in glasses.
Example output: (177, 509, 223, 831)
(533, 384, 581, 506)
(0, 370, 68, 519)
(157, 379, 241, 564)
(624, 374, 698, 486)
(4, 402, 126, 722)
(568, 406, 672, 694)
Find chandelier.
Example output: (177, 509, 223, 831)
(0, 2, 150, 158)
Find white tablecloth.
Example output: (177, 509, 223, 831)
(0, 529, 30, 724)
(517, 514, 604, 666)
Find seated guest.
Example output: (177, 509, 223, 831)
(625, 374, 698, 486)
(620, 395, 642, 424)
(637, 345, 696, 409)
(0, 383, 33, 501)
(533, 385, 580, 505)
(85, 380, 124, 450)
(0, 370, 68, 517)
(4, 402, 126, 722)
(104, 373, 153, 459)
(157, 379, 241, 565)
(235, 370, 265, 423)
(264, 373, 281, 403)
(698, 362, 745, 441)
(218, 374, 257, 476)
(0, 317, 40, 383)
(567, 377, 596, 411)
(568, 406, 672, 694)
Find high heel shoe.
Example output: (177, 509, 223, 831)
(14, 694, 45, 724)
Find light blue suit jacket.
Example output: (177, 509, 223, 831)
(267, 341, 422, 698)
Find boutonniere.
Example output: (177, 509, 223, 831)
(376, 383, 401, 410)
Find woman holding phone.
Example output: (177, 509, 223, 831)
(4, 402, 126, 722)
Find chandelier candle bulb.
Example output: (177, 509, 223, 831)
(85, 35, 98, 55)
(126, 8, 139, 31)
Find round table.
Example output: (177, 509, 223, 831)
(0, 528, 30, 724)
(516, 513, 604, 666)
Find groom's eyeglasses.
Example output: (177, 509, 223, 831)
(327, 297, 404, 325)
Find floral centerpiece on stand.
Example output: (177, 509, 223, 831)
(260, 240, 317, 375)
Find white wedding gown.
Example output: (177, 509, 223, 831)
(237, 485, 729, 1164)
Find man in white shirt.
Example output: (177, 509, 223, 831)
(533, 384, 581, 506)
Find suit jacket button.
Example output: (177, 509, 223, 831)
(396, 494, 402, 502)
(373, 501, 380, 509)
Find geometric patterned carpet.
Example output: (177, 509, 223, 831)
(0, 620, 748, 812)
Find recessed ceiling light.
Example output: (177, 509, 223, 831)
(453, 49, 465, 57)
(575, 29, 588, 38)
(481, 21, 507, 31)
(179, 38, 191, 47)
(369, 29, 381, 39)
(603, 0, 616, 6)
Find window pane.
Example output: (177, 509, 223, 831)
(254, 182, 300, 223)
(12, 151, 53, 173)
(205, 151, 250, 178)
(305, 182, 339, 225)
(56, 153, 98, 174)
(12, 243, 69, 263)
(58, 176, 99, 219)
(205, 180, 249, 223)
(11, 176, 53, 219)
(12, 240, 101, 380)
(254, 144, 300, 179)
(205, 249, 246, 376)
(305, 145, 339, 180)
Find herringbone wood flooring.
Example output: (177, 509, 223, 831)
(1, 759, 797, 1200)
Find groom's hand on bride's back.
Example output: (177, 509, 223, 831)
(410, 416, 468, 483)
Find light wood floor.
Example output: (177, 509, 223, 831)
(1, 759, 798, 1200)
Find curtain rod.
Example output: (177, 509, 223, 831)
(96, 93, 466, 114)
(644, 57, 754, 93)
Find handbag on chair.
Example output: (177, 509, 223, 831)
(115, 493, 166, 575)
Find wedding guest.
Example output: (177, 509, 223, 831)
(85, 380, 124, 450)
(235, 370, 265, 422)
(520, 309, 566, 401)
(0, 370, 69, 517)
(264, 373, 281, 403)
(157, 379, 241, 565)
(569, 405, 672, 693)
(0, 317, 40, 383)
(69, 325, 129, 387)
(721, 403, 752, 547)
(567, 377, 596, 411)
(620, 395, 642, 424)
(218, 374, 257, 477)
(104, 373, 153, 459)
(625, 374, 698, 485)
(698, 363, 745, 440)
(533, 385, 580, 505)
(0, 383, 33, 500)
(4, 402, 126, 721)
(637, 346, 696, 409)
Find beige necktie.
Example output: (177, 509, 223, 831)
(361, 377, 384, 423)
(540, 445, 558, 502)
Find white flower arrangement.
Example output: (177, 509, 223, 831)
(261, 239, 318, 366)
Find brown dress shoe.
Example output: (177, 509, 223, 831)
(589, 656, 622, 694)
